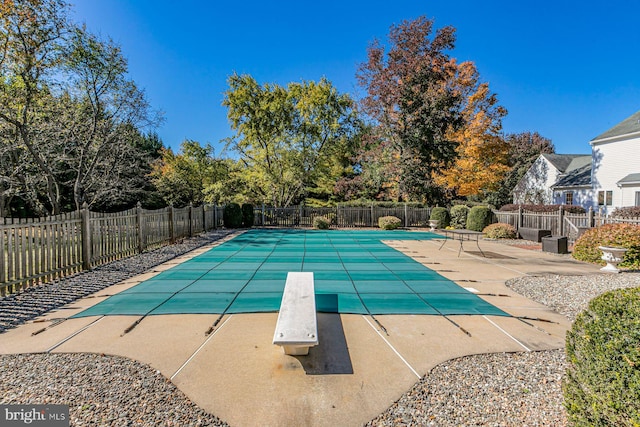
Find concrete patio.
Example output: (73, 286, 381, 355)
(0, 234, 602, 427)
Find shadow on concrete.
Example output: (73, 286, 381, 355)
(298, 310, 353, 375)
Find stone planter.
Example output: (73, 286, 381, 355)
(428, 219, 439, 231)
(598, 246, 628, 273)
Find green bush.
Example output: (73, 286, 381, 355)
(466, 206, 493, 232)
(450, 205, 469, 229)
(378, 216, 402, 230)
(564, 287, 640, 426)
(572, 223, 640, 269)
(483, 223, 516, 239)
(313, 216, 331, 230)
(429, 207, 450, 228)
(223, 203, 243, 228)
(241, 203, 254, 228)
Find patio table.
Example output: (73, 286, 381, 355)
(437, 229, 485, 257)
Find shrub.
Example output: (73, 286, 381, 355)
(430, 207, 450, 228)
(223, 203, 243, 228)
(378, 216, 402, 230)
(467, 206, 493, 232)
(572, 223, 640, 269)
(241, 203, 254, 228)
(611, 206, 640, 218)
(563, 287, 640, 426)
(483, 223, 517, 239)
(450, 205, 469, 229)
(313, 216, 331, 229)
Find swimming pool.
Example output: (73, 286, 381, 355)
(73, 229, 508, 317)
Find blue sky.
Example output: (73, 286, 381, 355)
(73, 0, 640, 156)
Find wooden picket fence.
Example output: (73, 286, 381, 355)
(4, 202, 639, 297)
(253, 205, 433, 228)
(1, 204, 224, 296)
(492, 206, 640, 243)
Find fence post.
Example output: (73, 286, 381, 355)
(371, 205, 374, 227)
(262, 204, 265, 226)
(169, 204, 175, 243)
(136, 202, 144, 253)
(588, 206, 594, 228)
(558, 205, 565, 236)
(517, 206, 523, 230)
(404, 203, 408, 228)
(188, 203, 194, 237)
(81, 203, 92, 271)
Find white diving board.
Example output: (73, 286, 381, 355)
(273, 272, 318, 356)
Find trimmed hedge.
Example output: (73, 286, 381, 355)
(313, 216, 331, 230)
(564, 287, 640, 426)
(241, 203, 254, 228)
(378, 216, 402, 230)
(572, 223, 640, 269)
(611, 206, 640, 218)
(223, 203, 243, 228)
(467, 206, 493, 232)
(450, 205, 469, 230)
(430, 207, 450, 228)
(483, 223, 517, 239)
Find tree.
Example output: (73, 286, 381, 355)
(0, 0, 70, 214)
(484, 131, 555, 207)
(0, 1, 161, 214)
(151, 140, 227, 207)
(59, 26, 160, 211)
(223, 74, 359, 207)
(436, 62, 509, 198)
(356, 16, 464, 203)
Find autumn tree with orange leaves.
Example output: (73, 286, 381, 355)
(353, 16, 509, 205)
(436, 63, 509, 198)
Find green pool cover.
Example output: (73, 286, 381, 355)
(73, 229, 509, 318)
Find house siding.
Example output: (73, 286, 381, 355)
(513, 156, 561, 204)
(591, 134, 640, 213)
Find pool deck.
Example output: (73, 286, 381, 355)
(0, 232, 603, 427)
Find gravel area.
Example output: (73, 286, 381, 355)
(367, 271, 640, 426)
(0, 353, 228, 426)
(1, 232, 639, 426)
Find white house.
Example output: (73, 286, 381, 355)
(513, 153, 591, 205)
(514, 110, 640, 214)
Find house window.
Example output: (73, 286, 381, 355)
(598, 190, 613, 206)
(636, 191, 640, 207)
(565, 192, 573, 205)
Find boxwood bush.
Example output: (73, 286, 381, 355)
(482, 223, 516, 239)
(378, 216, 402, 230)
(450, 205, 469, 229)
(572, 223, 640, 269)
(429, 207, 450, 228)
(241, 203, 254, 228)
(564, 287, 640, 426)
(466, 206, 493, 232)
(223, 203, 243, 228)
(313, 216, 331, 230)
